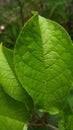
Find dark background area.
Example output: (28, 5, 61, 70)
(0, 0, 73, 49)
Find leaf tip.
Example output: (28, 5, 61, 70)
(31, 11, 38, 16)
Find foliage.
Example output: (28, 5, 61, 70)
(0, 13, 73, 130)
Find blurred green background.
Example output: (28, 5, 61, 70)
(0, 0, 73, 49)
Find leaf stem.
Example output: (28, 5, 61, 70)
(47, 123, 59, 130)
(33, 112, 46, 125)
(28, 123, 44, 126)
(31, 110, 59, 130)
(29, 122, 58, 130)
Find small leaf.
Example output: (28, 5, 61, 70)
(66, 115, 73, 130)
(59, 102, 73, 130)
(14, 14, 73, 113)
(59, 115, 73, 130)
(23, 124, 28, 130)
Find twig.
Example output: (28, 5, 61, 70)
(33, 112, 46, 125)
(47, 123, 58, 130)
(32, 110, 59, 130)
(28, 123, 45, 126)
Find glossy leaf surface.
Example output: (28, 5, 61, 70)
(14, 14, 73, 112)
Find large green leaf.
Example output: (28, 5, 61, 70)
(0, 86, 31, 122)
(0, 116, 25, 130)
(0, 44, 33, 113)
(14, 14, 73, 112)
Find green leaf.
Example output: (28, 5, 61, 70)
(0, 116, 25, 130)
(23, 124, 28, 130)
(58, 101, 73, 130)
(66, 115, 73, 130)
(0, 86, 31, 122)
(0, 44, 33, 113)
(14, 14, 73, 113)
(58, 112, 65, 130)
(59, 114, 73, 130)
